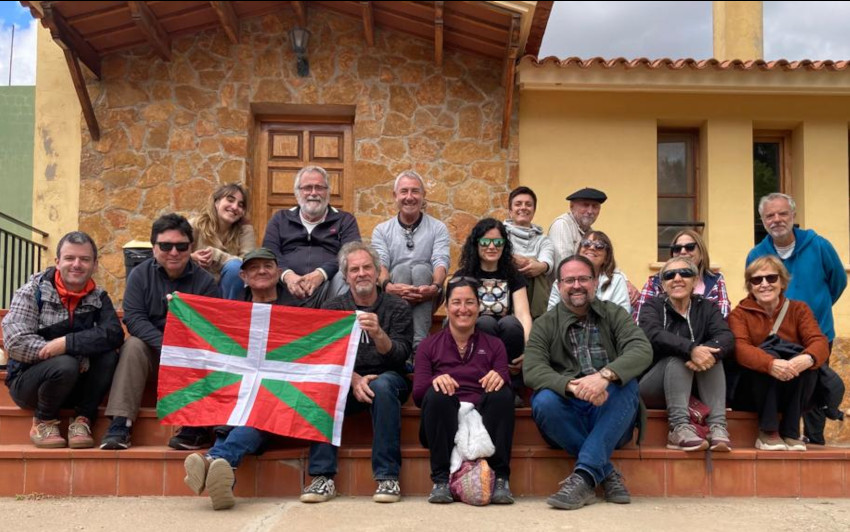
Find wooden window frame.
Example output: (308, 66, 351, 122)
(657, 130, 701, 260)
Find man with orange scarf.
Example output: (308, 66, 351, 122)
(3, 231, 124, 448)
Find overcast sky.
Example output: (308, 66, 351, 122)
(540, 1, 850, 60)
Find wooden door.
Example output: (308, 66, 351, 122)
(251, 119, 354, 240)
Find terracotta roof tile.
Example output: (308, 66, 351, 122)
(523, 56, 850, 71)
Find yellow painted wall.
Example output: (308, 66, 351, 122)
(32, 25, 82, 261)
(713, 1, 764, 60)
(520, 89, 850, 330)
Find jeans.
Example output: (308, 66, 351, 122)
(531, 380, 639, 486)
(390, 262, 435, 350)
(742, 368, 818, 439)
(639, 356, 727, 427)
(308, 371, 409, 480)
(208, 426, 268, 468)
(219, 258, 244, 300)
(10, 351, 118, 421)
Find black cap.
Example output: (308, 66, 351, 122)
(566, 187, 607, 204)
(241, 248, 278, 269)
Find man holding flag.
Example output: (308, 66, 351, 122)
(302, 241, 413, 504)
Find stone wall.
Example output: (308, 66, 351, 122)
(77, 9, 517, 302)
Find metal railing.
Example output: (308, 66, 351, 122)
(0, 212, 48, 309)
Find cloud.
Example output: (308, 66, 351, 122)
(764, 1, 850, 60)
(0, 19, 37, 85)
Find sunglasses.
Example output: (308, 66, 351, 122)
(670, 242, 698, 255)
(661, 268, 696, 281)
(156, 242, 191, 252)
(403, 229, 414, 250)
(448, 275, 478, 285)
(749, 274, 780, 286)
(580, 239, 608, 251)
(478, 238, 505, 248)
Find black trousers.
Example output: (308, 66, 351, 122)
(418, 386, 515, 484)
(744, 368, 818, 439)
(9, 352, 118, 422)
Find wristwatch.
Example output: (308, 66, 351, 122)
(599, 367, 618, 383)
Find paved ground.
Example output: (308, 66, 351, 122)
(4, 496, 850, 532)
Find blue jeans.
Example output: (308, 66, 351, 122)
(308, 371, 410, 480)
(220, 258, 244, 300)
(207, 426, 268, 468)
(531, 379, 639, 486)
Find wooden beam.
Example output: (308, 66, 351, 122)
(434, 1, 444, 66)
(503, 14, 520, 87)
(500, 47, 516, 149)
(210, 1, 240, 44)
(64, 47, 100, 141)
(128, 1, 171, 61)
(291, 1, 307, 27)
(360, 2, 374, 46)
(40, 1, 101, 79)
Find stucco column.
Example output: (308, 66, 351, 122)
(713, 1, 763, 60)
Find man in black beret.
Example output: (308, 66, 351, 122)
(548, 187, 607, 267)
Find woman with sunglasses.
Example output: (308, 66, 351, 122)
(413, 277, 515, 504)
(456, 218, 532, 397)
(728, 256, 828, 451)
(638, 257, 734, 451)
(633, 229, 730, 322)
(546, 231, 630, 314)
(190, 183, 256, 299)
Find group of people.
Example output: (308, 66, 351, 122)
(2, 164, 846, 511)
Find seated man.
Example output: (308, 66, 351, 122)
(3, 231, 124, 448)
(524, 255, 652, 510)
(183, 247, 291, 510)
(301, 241, 413, 504)
(262, 165, 361, 308)
(372, 170, 449, 353)
(100, 214, 219, 450)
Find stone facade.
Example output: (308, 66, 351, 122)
(77, 9, 518, 302)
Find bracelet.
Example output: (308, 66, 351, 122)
(381, 279, 390, 290)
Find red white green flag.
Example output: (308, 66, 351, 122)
(157, 292, 361, 446)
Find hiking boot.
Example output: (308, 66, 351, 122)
(300, 476, 336, 503)
(100, 417, 131, 450)
(491, 478, 514, 504)
(30, 419, 66, 449)
(183, 452, 211, 495)
(601, 469, 630, 504)
(427, 482, 453, 504)
(168, 427, 212, 451)
(68, 416, 94, 449)
(547, 472, 597, 510)
(782, 436, 806, 452)
(373, 479, 401, 503)
(206, 458, 235, 510)
(708, 424, 732, 452)
(755, 431, 787, 451)
(667, 423, 709, 451)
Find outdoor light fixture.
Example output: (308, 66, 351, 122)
(289, 26, 311, 77)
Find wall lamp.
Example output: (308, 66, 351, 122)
(289, 27, 311, 77)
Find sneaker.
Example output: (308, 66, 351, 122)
(30, 419, 66, 449)
(667, 424, 709, 451)
(601, 469, 630, 504)
(100, 417, 131, 450)
(183, 452, 211, 495)
(547, 472, 597, 510)
(708, 424, 732, 452)
(373, 479, 401, 503)
(168, 427, 212, 451)
(491, 478, 514, 504)
(206, 458, 235, 510)
(300, 476, 336, 503)
(755, 431, 787, 451)
(782, 436, 807, 451)
(68, 416, 94, 449)
(427, 482, 453, 504)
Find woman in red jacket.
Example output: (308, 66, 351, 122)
(728, 255, 829, 451)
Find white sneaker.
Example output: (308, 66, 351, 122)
(300, 476, 336, 503)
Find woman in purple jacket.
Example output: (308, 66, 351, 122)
(414, 277, 515, 505)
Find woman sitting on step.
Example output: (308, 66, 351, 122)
(638, 257, 734, 452)
(728, 255, 828, 452)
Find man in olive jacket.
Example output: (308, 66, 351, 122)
(524, 255, 652, 511)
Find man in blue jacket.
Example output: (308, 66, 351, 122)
(747, 192, 847, 444)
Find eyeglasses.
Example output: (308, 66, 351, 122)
(670, 242, 698, 255)
(404, 229, 414, 250)
(749, 274, 780, 286)
(580, 239, 608, 251)
(661, 268, 696, 281)
(478, 238, 505, 248)
(297, 184, 329, 193)
(560, 276, 593, 285)
(156, 242, 190, 252)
